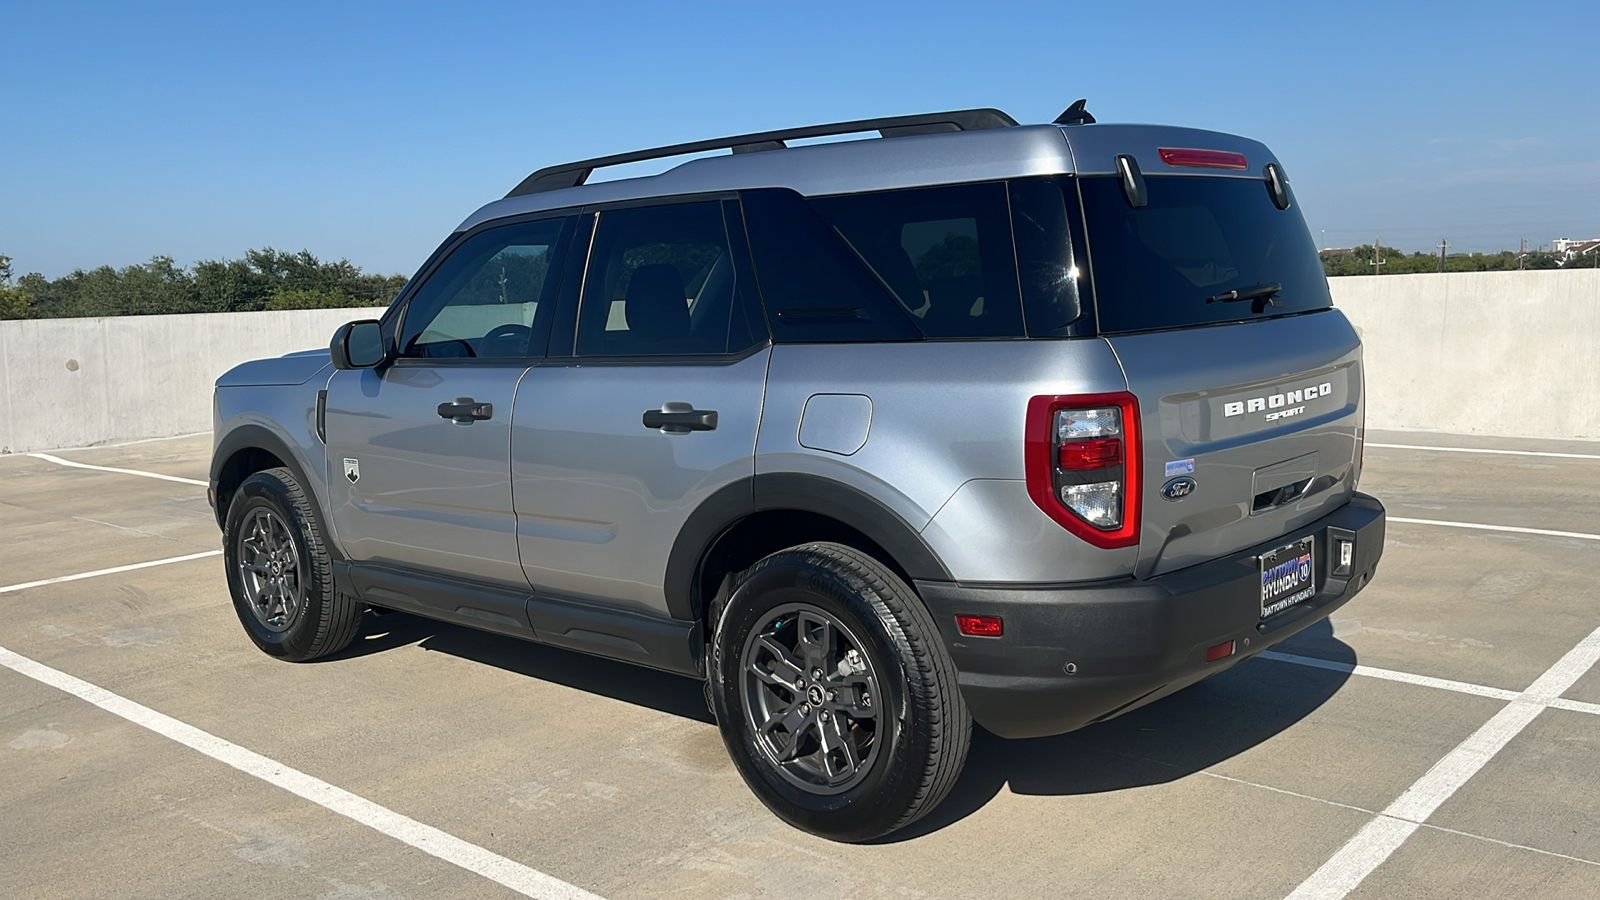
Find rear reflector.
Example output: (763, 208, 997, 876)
(1159, 148, 1249, 170)
(1205, 639, 1236, 662)
(955, 615, 1004, 637)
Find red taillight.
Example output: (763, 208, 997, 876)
(1158, 148, 1249, 170)
(955, 614, 1004, 637)
(1025, 392, 1141, 549)
(1356, 369, 1366, 484)
(1059, 438, 1122, 470)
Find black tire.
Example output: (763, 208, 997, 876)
(710, 542, 970, 841)
(222, 467, 362, 662)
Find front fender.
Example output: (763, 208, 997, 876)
(210, 387, 337, 555)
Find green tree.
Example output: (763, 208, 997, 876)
(264, 287, 367, 310)
(1323, 245, 1577, 276)
(0, 254, 35, 319)
(9, 248, 407, 318)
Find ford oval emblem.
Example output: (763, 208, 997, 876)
(1161, 476, 1197, 501)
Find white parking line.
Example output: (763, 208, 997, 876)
(1284, 625, 1600, 900)
(1258, 651, 1522, 702)
(1368, 442, 1600, 461)
(0, 550, 222, 595)
(1263, 652, 1600, 715)
(0, 644, 605, 900)
(1389, 516, 1600, 542)
(26, 452, 208, 487)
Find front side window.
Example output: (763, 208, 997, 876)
(576, 202, 752, 357)
(399, 217, 570, 359)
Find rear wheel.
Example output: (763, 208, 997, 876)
(710, 542, 970, 841)
(223, 467, 362, 661)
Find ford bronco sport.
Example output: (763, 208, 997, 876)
(210, 103, 1385, 841)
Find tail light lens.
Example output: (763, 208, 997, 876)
(1355, 369, 1366, 487)
(1026, 392, 1141, 548)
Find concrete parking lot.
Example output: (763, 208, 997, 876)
(3, 430, 1598, 899)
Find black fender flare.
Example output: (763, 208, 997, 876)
(662, 472, 952, 622)
(210, 424, 339, 560)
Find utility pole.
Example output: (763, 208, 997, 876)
(1520, 237, 1527, 270)
(1372, 237, 1387, 275)
(1437, 237, 1449, 272)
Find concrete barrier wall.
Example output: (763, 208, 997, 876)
(3, 269, 1599, 453)
(1328, 270, 1600, 440)
(0, 307, 385, 453)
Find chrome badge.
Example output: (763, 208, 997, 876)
(1160, 476, 1196, 501)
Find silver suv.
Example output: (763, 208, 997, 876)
(210, 104, 1385, 841)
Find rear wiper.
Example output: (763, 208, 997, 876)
(1205, 282, 1284, 313)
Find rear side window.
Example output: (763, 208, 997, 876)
(576, 201, 757, 357)
(1078, 175, 1331, 334)
(810, 182, 1025, 339)
(739, 188, 921, 343)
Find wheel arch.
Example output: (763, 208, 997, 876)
(211, 425, 339, 560)
(666, 473, 952, 627)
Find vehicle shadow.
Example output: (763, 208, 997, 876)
(330, 611, 1355, 840)
(882, 618, 1357, 841)
(329, 610, 714, 724)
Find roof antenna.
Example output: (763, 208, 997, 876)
(1053, 99, 1095, 126)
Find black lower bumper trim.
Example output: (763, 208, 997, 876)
(916, 493, 1385, 739)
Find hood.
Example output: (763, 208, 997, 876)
(216, 349, 332, 387)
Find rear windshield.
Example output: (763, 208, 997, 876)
(1078, 174, 1331, 334)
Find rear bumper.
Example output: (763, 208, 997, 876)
(916, 492, 1385, 739)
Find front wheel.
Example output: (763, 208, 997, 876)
(222, 467, 362, 662)
(710, 542, 970, 841)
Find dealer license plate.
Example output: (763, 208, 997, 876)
(1260, 536, 1316, 618)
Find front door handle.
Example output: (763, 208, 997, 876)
(438, 397, 493, 422)
(643, 402, 718, 434)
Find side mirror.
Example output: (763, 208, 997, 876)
(330, 320, 387, 369)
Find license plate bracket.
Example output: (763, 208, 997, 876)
(1260, 535, 1316, 618)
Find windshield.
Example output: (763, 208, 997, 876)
(1077, 174, 1331, 334)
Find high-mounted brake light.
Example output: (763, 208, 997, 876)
(1026, 392, 1141, 549)
(1158, 148, 1249, 170)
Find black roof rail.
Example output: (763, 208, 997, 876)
(505, 107, 1020, 198)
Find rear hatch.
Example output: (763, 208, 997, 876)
(1073, 155, 1363, 579)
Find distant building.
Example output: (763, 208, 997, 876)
(1553, 237, 1600, 265)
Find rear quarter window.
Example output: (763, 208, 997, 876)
(1078, 174, 1331, 334)
(809, 182, 1025, 339)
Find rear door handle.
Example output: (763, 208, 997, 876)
(643, 402, 717, 433)
(438, 397, 493, 422)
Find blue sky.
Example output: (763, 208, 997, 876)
(4, 0, 1596, 278)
